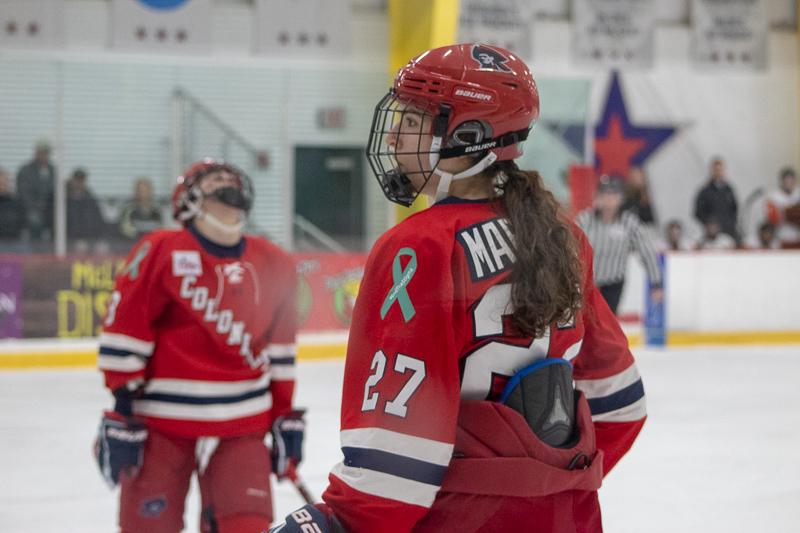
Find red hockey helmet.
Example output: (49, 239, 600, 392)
(171, 158, 254, 222)
(366, 43, 540, 206)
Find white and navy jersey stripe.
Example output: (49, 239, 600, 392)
(133, 374, 272, 422)
(265, 343, 296, 381)
(97, 332, 154, 372)
(331, 427, 453, 507)
(575, 363, 646, 422)
(577, 210, 662, 286)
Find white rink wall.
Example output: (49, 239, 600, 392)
(619, 250, 800, 337)
(666, 250, 800, 332)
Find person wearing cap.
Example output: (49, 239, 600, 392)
(577, 175, 663, 314)
(16, 139, 56, 242)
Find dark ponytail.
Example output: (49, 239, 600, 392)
(490, 160, 583, 338)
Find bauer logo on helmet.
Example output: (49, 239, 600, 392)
(453, 88, 493, 102)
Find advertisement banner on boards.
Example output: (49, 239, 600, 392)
(0, 261, 23, 338)
(1, 252, 369, 340)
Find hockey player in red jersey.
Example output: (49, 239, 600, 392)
(274, 43, 646, 533)
(94, 159, 303, 533)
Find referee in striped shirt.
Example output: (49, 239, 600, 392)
(577, 175, 663, 314)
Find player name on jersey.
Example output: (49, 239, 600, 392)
(456, 217, 516, 282)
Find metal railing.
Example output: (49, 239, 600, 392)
(293, 215, 348, 252)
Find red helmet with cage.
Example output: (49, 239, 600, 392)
(366, 43, 540, 206)
(171, 158, 254, 222)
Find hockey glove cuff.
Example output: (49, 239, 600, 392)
(271, 409, 305, 480)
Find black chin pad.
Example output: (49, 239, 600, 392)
(381, 169, 416, 207)
(501, 359, 576, 448)
(210, 187, 250, 211)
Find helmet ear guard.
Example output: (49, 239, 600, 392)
(448, 120, 489, 150)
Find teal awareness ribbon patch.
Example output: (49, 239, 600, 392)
(121, 241, 151, 281)
(380, 247, 417, 322)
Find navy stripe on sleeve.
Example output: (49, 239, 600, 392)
(587, 379, 645, 415)
(99, 346, 146, 358)
(342, 447, 448, 487)
(141, 386, 269, 405)
(270, 356, 296, 365)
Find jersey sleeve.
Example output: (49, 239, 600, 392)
(98, 235, 170, 392)
(571, 229, 647, 475)
(321, 230, 460, 533)
(264, 253, 299, 420)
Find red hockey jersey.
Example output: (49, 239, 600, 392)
(98, 225, 297, 438)
(321, 198, 646, 532)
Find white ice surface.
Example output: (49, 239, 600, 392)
(1, 345, 799, 532)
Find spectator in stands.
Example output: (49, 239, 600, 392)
(622, 165, 656, 225)
(577, 175, 663, 315)
(661, 219, 693, 251)
(0, 168, 26, 245)
(696, 217, 736, 250)
(694, 156, 739, 243)
(765, 167, 800, 248)
(16, 139, 56, 242)
(745, 222, 779, 250)
(117, 177, 163, 241)
(66, 168, 107, 253)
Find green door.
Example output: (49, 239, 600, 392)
(294, 146, 365, 251)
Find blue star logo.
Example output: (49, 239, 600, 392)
(593, 71, 678, 176)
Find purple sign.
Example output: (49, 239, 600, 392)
(0, 261, 23, 338)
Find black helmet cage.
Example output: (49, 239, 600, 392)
(366, 91, 504, 207)
(366, 91, 453, 207)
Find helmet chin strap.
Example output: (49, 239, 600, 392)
(427, 136, 498, 203)
(197, 209, 245, 235)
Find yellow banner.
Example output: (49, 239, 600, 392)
(388, 0, 460, 223)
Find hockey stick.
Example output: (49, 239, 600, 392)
(285, 462, 315, 505)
